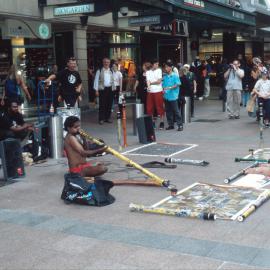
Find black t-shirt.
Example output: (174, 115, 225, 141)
(0, 112, 25, 131)
(56, 68, 82, 96)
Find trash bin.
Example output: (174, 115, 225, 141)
(49, 115, 63, 159)
(183, 96, 191, 124)
(132, 103, 144, 135)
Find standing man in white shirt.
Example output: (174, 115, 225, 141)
(146, 59, 165, 129)
(112, 62, 123, 115)
(94, 58, 115, 125)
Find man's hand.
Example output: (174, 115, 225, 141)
(0, 99, 4, 106)
(95, 91, 99, 97)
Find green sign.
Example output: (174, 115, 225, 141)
(54, 4, 94, 16)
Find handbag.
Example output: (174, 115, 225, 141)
(246, 95, 256, 117)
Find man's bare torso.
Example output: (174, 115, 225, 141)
(64, 134, 86, 169)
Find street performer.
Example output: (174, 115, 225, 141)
(64, 116, 108, 177)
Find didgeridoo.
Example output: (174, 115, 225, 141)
(79, 129, 171, 188)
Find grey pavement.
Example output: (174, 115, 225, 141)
(1, 98, 270, 269)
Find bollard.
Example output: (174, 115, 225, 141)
(132, 103, 144, 135)
(183, 96, 191, 124)
(49, 115, 63, 159)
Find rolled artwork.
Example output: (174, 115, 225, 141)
(237, 190, 270, 222)
(224, 162, 258, 184)
(165, 158, 209, 166)
(79, 129, 171, 188)
(129, 203, 216, 220)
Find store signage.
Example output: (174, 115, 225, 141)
(149, 20, 188, 37)
(183, 0, 205, 8)
(129, 15, 161, 27)
(54, 4, 94, 16)
(3, 19, 51, 39)
(232, 10, 245, 20)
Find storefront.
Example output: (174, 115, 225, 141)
(87, 31, 140, 94)
(0, 18, 53, 115)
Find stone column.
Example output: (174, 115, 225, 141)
(73, 25, 89, 109)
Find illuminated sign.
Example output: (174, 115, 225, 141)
(54, 4, 94, 16)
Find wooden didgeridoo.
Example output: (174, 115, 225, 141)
(85, 177, 160, 187)
(79, 129, 171, 188)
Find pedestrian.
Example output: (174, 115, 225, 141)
(184, 64, 197, 117)
(134, 62, 151, 113)
(0, 100, 33, 141)
(224, 59, 244, 119)
(1, 65, 31, 110)
(112, 62, 123, 114)
(94, 58, 115, 124)
(251, 69, 270, 126)
(45, 57, 82, 108)
(202, 60, 211, 99)
(146, 59, 165, 129)
(163, 61, 183, 131)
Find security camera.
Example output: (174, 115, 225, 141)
(120, 7, 129, 16)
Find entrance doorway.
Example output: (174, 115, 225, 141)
(157, 38, 184, 65)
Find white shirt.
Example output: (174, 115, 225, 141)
(146, 68, 163, 93)
(113, 70, 123, 87)
(94, 68, 113, 90)
(254, 78, 270, 98)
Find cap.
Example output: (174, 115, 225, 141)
(165, 60, 173, 67)
(183, 64, 190, 69)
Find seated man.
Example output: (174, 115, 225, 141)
(64, 116, 107, 177)
(245, 164, 270, 177)
(0, 100, 33, 141)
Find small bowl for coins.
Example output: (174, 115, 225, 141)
(170, 188, 178, 197)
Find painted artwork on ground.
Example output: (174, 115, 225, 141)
(233, 174, 270, 189)
(130, 183, 269, 221)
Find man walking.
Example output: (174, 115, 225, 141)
(146, 59, 165, 129)
(224, 59, 244, 119)
(94, 58, 115, 125)
(45, 57, 82, 107)
(163, 61, 183, 131)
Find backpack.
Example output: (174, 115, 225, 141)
(61, 173, 115, 206)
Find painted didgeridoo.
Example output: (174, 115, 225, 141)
(79, 129, 171, 188)
(224, 162, 258, 184)
(129, 203, 216, 220)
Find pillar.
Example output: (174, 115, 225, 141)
(223, 32, 237, 63)
(73, 25, 89, 109)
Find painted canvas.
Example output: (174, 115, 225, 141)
(130, 182, 270, 221)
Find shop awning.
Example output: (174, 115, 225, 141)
(164, 0, 256, 26)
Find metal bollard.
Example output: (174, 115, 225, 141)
(132, 103, 144, 135)
(49, 115, 63, 159)
(183, 96, 191, 124)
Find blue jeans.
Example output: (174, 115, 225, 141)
(164, 99, 182, 127)
(242, 91, 250, 107)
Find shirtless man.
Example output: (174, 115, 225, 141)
(64, 116, 107, 177)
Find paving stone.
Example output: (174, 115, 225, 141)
(250, 249, 270, 268)
(207, 243, 260, 265)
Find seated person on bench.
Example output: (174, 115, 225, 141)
(245, 164, 270, 177)
(0, 100, 33, 141)
(64, 116, 107, 177)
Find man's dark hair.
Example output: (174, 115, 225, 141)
(151, 59, 159, 64)
(64, 116, 80, 131)
(66, 56, 76, 63)
(7, 99, 18, 108)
